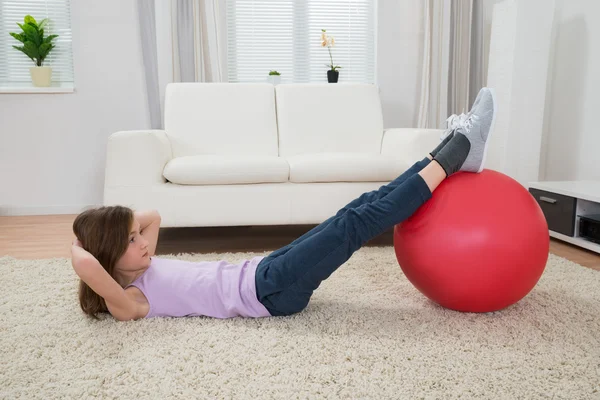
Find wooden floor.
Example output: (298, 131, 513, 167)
(1, 215, 599, 272)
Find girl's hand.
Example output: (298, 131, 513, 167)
(71, 238, 97, 267)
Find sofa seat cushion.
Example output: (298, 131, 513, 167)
(288, 153, 406, 183)
(163, 155, 290, 185)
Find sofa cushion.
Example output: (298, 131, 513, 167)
(275, 84, 385, 157)
(164, 83, 278, 158)
(288, 153, 406, 183)
(163, 155, 289, 185)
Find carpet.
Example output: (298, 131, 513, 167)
(1, 247, 599, 399)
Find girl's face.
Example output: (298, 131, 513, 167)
(115, 219, 151, 271)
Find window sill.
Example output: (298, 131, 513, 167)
(0, 82, 75, 94)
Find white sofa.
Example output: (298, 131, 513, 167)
(104, 83, 442, 228)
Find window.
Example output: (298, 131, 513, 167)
(0, 0, 74, 87)
(227, 0, 376, 83)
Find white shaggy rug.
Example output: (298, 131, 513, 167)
(1, 247, 599, 399)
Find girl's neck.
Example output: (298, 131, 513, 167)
(115, 263, 150, 288)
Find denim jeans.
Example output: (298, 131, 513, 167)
(254, 157, 432, 316)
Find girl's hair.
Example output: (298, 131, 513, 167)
(72, 206, 134, 319)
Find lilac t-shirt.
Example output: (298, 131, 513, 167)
(125, 256, 272, 319)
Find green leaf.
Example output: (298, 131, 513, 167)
(44, 34, 58, 44)
(23, 41, 40, 59)
(12, 45, 36, 63)
(39, 42, 51, 59)
(38, 18, 48, 30)
(39, 43, 55, 63)
(21, 23, 42, 46)
(24, 15, 37, 25)
(9, 32, 26, 43)
(46, 44, 55, 57)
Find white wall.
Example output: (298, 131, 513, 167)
(376, 1, 424, 129)
(0, 0, 149, 215)
(485, 0, 555, 186)
(542, 0, 600, 181)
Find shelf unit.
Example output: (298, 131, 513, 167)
(528, 181, 600, 254)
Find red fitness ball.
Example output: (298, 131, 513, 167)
(394, 169, 549, 313)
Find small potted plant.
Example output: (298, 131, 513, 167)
(267, 70, 281, 85)
(9, 15, 59, 87)
(321, 29, 341, 83)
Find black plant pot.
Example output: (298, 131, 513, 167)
(327, 70, 339, 83)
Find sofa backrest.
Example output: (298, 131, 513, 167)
(164, 83, 278, 157)
(275, 84, 384, 157)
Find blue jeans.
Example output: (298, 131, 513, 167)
(255, 157, 433, 316)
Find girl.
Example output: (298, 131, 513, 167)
(71, 88, 496, 321)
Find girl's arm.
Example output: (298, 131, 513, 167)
(71, 240, 138, 321)
(134, 209, 161, 256)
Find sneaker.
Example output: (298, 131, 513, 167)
(455, 87, 497, 173)
(439, 88, 487, 140)
(440, 113, 467, 140)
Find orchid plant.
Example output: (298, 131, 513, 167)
(321, 29, 341, 71)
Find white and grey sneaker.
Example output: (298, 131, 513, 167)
(439, 88, 488, 141)
(440, 113, 467, 140)
(455, 87, 497, 173)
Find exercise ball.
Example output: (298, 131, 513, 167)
(394, 169, 549, 313)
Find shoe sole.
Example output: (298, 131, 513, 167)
(477, 87, 497, 173)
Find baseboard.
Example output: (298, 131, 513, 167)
(0, 204, 99, 216)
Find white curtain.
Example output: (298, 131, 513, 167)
(417, 0, 451, 129)
(171, 0, 226, 83)
(138, 0, 227, 129)
(417, 0, 490, 129)
(448, 0, 475, 117)
(137, 0, 161, 130)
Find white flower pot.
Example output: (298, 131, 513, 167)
(267, 75, 281, 85)
(30, 66, 52, 87)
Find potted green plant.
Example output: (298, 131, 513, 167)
(9, 15, 59, 87)
(321, 29, 341, 83)
(268, 70, 281, 85)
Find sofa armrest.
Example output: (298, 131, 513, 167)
(381, 128, 444, 164)
(105, 130, 173, 187)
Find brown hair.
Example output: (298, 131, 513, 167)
(72, 206, 134, 319)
